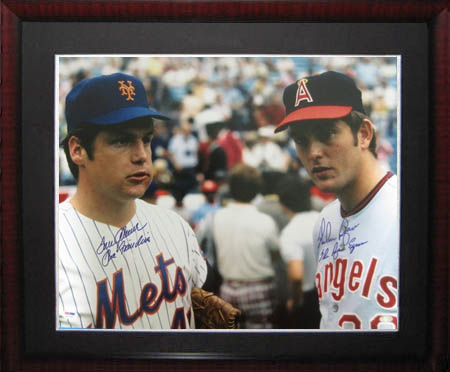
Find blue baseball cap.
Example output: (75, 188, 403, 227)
(65, 72, 170, 131)
(275, 71, 366, 133)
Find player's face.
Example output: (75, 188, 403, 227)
(84, 125, 153, 202)
(291, 120, 363, 194)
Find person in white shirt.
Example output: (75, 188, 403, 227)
(167, 118, 200, 205)
(213, 164, 279, 328)
(278, 175, 321, 329)
(243, 125, 289, 172)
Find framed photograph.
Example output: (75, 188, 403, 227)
(54, 53, 402, 333)
(2, 2, 447, 371)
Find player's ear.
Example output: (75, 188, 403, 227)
(68, 136, 87, 166)
(358, 119, 374, 151)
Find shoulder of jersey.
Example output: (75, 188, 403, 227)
(379, 174, 399, 210)
(318, 198, 340, 215)
(386, 174, 398, 190)
(135, 199, 189, 224)
(58, 199, 74, 213)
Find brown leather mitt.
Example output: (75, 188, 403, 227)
(191, 287, 241, 329)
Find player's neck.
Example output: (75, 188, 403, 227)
(70, 187, 137, 228)
(338, 158, 386, 213)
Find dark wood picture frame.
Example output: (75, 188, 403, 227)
(1, 2, 447, 371)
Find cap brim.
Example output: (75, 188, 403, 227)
(89, 106, 170, 125)
(274, 105, 352, 133)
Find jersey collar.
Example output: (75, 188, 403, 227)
(341, 171, 394, 218)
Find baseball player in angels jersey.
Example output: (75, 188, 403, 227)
(58, 72, 208, 329)
(275, 71, 399, 330)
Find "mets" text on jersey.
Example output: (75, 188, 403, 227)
(94, 253, 188, 328)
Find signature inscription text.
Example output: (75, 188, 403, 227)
(96, 222, 150, 266)
(317, 218, 368, 262)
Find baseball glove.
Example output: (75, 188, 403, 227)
(191, 287, 241, 329)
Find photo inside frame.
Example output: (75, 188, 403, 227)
(56, 55, 400, 332)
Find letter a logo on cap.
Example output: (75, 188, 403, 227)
(294, 79, 313, 107)
(118, 80, 136, 101)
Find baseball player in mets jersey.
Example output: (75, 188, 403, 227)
(275, 71, 399, 330)
(58, 73, 207, 329)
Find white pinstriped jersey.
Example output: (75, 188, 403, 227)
(58, 198, 207, 329)
(313, 172, 399, 330)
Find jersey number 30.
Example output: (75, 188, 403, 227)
(339, 313, 398, 330)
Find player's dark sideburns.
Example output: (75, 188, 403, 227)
(62, 117, 154, 181)
(62, 123, 101, 181)
(344, 111, 377, 157)
(289, 111, 377, 157)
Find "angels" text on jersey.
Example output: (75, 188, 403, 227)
(315, 256, 398, 309)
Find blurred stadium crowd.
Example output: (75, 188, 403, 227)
(58, 55, 398, 328)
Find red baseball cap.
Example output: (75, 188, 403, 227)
(275, 71, 365, 133)
(201, 180, 219, 193)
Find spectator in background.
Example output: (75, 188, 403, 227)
(180, 84, 204, 123)
(256, 93, 286, 128)
(242, 130, 259, 169)
(167, 118, 200, 205)
(216, 120, 244, 170)
(194, 102, 228, 142)
(257, 170, 290, 232)
(222, 77, 252, 131)
(191, 179, 221, 228)
(355, 57, 379, 89)
(201, 121, 228, 183)
(150, 120, 170, 162)
(213, 164, 279, 328)
(194, 180, 223, 293)
(243, 125, 289, 172)
(256, 170, 291, 328)
(278, 175, 321, 329)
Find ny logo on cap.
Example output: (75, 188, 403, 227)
(118, 80, 136, 101)
(294, 79, 313, 107)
